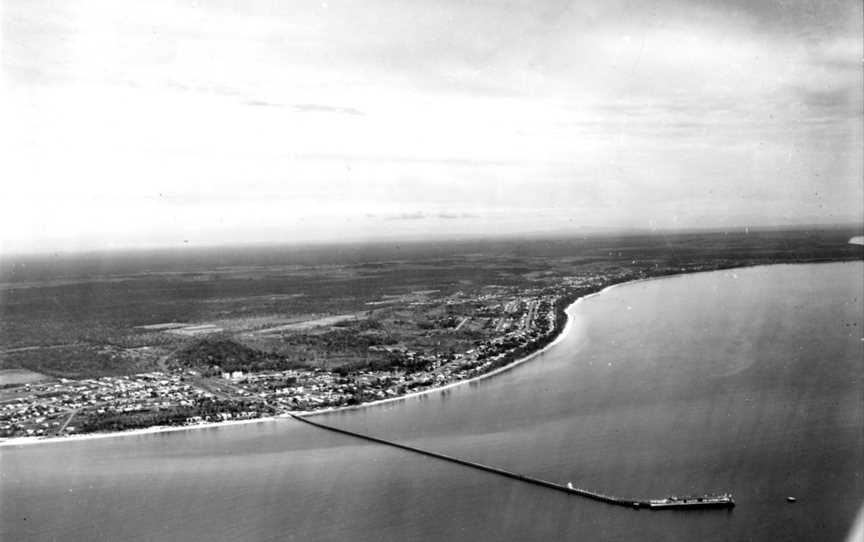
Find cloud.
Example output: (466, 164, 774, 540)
(796, 86, 861, 111)
(244, 101, 364, 115)
(1, 0, 861, 253)
(436, 212, 478, 220)
(293, 104, 364, 116)
(386, 212, 427, 221)
(384, 212, 478, 221)
(245, 100, 283, 108)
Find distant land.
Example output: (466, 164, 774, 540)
(1, 226, 862, 440)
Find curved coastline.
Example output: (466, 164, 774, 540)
(1, 260, 856, 447)
(0, 316, 577, 447)
(0, 278, 644, 447)
(295, 280, 624, 418)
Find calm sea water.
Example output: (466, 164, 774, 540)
(2, 262, 862, 541)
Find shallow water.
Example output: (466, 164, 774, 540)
(2, 262, 862, 541)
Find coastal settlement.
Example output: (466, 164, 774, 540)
(2, 273, 622, 438)
(4, 231, 862, 441)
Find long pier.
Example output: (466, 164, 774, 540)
(289, 413, 651, 509)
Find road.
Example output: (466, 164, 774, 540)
(56, 408, 80, 434)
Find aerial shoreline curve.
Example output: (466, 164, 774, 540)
(0, 273, 632, 446)
(1, 259, 859, 448)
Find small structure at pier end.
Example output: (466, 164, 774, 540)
(647, 494, 735, 509)
(293, 413, 736, 512)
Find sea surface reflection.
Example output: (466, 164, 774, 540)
(2, 262, 861, 541)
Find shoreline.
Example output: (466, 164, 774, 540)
(0, 415, 290, 447)
(1, 260, 857, 448)
(293, 280, 630, 418)
(0, 279, 631, 447)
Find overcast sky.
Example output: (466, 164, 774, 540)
(1, 0, 862, 253)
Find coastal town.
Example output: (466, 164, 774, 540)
(5, 231, 860, 442)
(0, 282, 592, 440)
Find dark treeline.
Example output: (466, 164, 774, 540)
(171, 339, 307, 374)
(3, 226, 861, 283)
(77, 398, 274, 434)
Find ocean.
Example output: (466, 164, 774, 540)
(2, 262, 861, 541)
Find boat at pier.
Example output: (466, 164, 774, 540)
(648, 494, 735, 509)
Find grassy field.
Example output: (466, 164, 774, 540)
(0, 369, 49, 386)
(1, 227, 861, 378)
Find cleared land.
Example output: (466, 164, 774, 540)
(0, 369, 48, 386)
(255, 313, 363, 334)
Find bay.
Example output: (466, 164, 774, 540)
(2, 262, 862, 541)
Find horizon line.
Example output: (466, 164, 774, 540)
(2, 222, 863, 260)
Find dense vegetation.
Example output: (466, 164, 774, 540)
(77, 398, 275, 434)
(1, 228, 861, 378)
(171, 339, 306, 374)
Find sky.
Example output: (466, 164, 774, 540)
(1, 0, 862, 254)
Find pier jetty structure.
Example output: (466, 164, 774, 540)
(289, 414, 735, 510)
